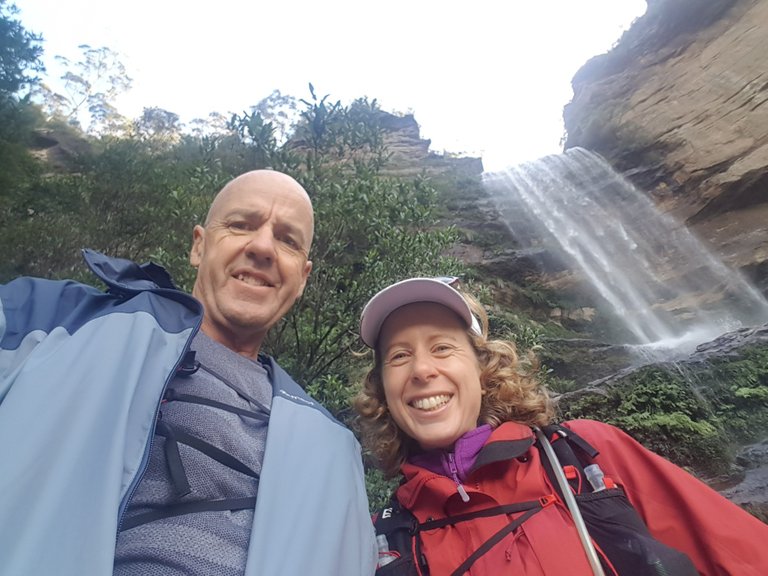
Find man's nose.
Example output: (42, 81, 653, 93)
(244, 226, 277, 261)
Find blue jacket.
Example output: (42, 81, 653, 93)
(0, 250, 377, 576)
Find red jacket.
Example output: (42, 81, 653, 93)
(395, 419, 768, 575)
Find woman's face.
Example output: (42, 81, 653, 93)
(379, 302, 483, 451)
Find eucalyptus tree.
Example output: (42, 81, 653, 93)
(35, 44, 132, 134)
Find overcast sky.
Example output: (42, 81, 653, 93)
(13, 0, 646, 171)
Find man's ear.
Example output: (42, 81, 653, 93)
(190, 225, 205, 267)
(297, 260, 313, 298)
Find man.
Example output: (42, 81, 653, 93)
(0, 170, 377, 576)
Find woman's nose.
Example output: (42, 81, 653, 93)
(410, 353, 438, 383)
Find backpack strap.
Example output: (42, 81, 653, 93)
(119, 393, 266, 532)
(539, 423, 599, 496)
(534, 426, 607, 576)
(120, 497, 258, 531)
(164, 387, 269, 423)
(536, 425, 699, 576)
(447, 505, 544, 576)
(374, 493, 558, 575)
(155, 419, 261, 497)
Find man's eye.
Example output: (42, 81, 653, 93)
(228, 221, 250, 231)
(281, 236, 299, 249)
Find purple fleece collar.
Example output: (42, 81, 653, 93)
(408, 424, 493, 482)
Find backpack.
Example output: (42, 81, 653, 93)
(372, 424, 698, 576)
(118, 351, 268, 532)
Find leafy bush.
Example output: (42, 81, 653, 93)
(263, 93, 463, 387)
(559, 344, 768, 477)
(364, 467, 400, 513)
(560, 366, 730, 474)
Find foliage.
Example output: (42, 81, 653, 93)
(0, 131, 233, 283)
(487, 306, 546, 352)
(540, 368, 579, 394)
(365, 467, 400, 513)
(305, 373, 355, 421)
(559, 345, 768, 477)
(133, 107, 182, 145)
(263, 90, 462, 387)
(248, 89, 298, 144)
(0, 0, 43, 98)
(0, 98, 41, 191)
(692, 346, 768, 440)
(0, 1, 44, 197)
(562, 370, 701, 462)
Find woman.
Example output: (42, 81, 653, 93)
(353, 277, 768, 576)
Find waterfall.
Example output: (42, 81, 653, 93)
(483, 147, 768, 359)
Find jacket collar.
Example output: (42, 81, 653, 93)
(83, 248, 179, 293)
(472, 421, 536, 472)
(398, 422, 536, 508)
(408, 425, 493, 482)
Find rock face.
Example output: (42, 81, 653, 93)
(380, 112, 485, 177)
(563, 0, 768, 294)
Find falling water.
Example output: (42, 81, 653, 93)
(483, 147, 768, 361)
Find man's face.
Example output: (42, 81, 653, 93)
(190, 171, 313, 356)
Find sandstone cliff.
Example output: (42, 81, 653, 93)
(563, 0, 768, 293)
(379, 112, 484, 177)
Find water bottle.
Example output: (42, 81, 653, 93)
(584, 464, 606, 492)
(377, 534, 396, 567)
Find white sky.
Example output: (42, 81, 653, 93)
(13, 0, 646, 171)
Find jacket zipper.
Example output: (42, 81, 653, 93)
(115, 315, 202, 538)
(447, 452, 470, 502)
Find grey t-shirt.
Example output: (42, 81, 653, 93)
(114, 332, 272, 576)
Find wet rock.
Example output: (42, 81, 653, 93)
(718, 439, 768, 522)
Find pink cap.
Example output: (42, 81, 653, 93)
(359, 277, 481, 348)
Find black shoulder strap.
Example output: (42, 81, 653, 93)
(120, 497, 257, 531)
(374, 493, 554, 575)
(538, 423, 600, 496)
(540, 424, 599, 460)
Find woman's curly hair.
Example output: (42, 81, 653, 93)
(352, 291, 555, 478)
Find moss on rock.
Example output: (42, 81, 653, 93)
(557, 343, 768, 477)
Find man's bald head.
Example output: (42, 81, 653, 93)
(205, 170, 314, 244)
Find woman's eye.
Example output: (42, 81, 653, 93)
(388, 351, 409, 363)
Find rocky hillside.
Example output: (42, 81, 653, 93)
(548, 0, 768, 518)
(563, 0, 768, 294)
